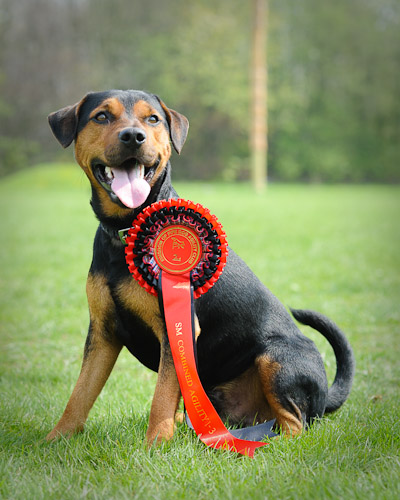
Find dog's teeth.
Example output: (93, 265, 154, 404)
(104, 166, 114, 181)
(139, 165, 144, 179)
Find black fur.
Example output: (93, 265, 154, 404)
(48, 90, 355, 440)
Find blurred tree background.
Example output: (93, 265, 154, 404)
(0, 0, 399, 182)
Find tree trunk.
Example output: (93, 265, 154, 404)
(250, 0, 268, 192)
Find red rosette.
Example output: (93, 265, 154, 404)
(125, 198, 228, 298)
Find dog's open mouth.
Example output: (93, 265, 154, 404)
(93, 158, 159, 209)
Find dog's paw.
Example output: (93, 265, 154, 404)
(46, 424, 84, 441)
(145, 419, 175, 447)
(174, 411, 185, 424)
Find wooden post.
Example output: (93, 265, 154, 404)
(250, 0, 268, 192)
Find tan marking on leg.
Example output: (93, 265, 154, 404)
(117, 276, 182, 444)
(174, 411, 184, 424)
(46, 334, 122, 440)
(47, 273, 122, 440)
(86, 273, 115, 333)
(194, 314, 201, 340)
(118, 277, 200, 443)
(116, 277, 165, 341)
(146, 350, 181, 446)
(256, 354, 303, 437)
(213, 365, 274, 426)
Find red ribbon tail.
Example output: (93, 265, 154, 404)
(159, 270, 268, 457)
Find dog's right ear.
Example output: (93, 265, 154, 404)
(48, 101, 84, 149)
(48, 103, 79, 148)
(48, 95, 88, 148)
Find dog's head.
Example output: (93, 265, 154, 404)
(48, 90, 189, 217)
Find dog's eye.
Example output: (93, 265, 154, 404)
(148, 115, 160, 124)
(93, 112, 108, 123)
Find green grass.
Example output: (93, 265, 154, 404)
(1, 163, 399, 499)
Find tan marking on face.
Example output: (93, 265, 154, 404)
(74, 97, 172, 217)
(116, 277, 165, 342)
(256, 354, 303, 436)
(132, 100, 155, 118)
(75, 97, 129, 170)
(89, 98, 125, 120)
(74, 98, 133, 217)
(132, 100, 172, 185)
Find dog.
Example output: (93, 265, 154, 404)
(46, 89, 354, 445)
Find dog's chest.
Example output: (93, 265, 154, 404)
(113, 276, 164, 340)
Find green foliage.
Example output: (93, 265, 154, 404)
(1, 0, 399, 182)
(268, 0, 400, 182)
(0, 136, 40, 176)
(1, 165, 399, 498)
(0, 75, 40, 176)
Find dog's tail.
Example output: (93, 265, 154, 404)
(290, 308, 355, 413)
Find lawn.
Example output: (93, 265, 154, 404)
(1, 164, 399, 499)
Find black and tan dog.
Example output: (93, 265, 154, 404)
(46, 89, 354, 445)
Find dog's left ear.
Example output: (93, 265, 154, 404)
(155, 96, 189, 154)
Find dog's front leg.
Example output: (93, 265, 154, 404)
(46, 329, 122, 440)
(46, 273, 122, 440)
(146, 336, 181, 446)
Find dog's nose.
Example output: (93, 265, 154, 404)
(118, 127, 147, 147)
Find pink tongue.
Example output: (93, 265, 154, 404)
(111, 165, 150, 209)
